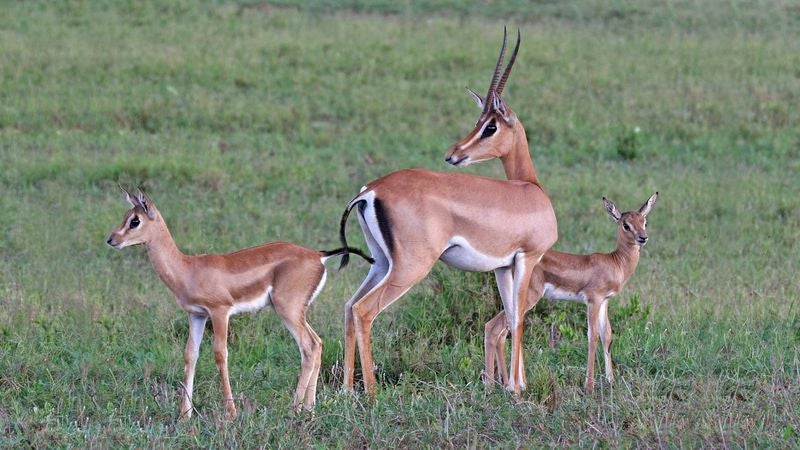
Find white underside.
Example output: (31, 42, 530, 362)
(185, 304, 210, 316)
(229, 286, 273, 316)
(440, 236, 517, 272)
(542, 282, 587, 303)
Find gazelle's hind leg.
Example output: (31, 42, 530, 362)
(351, 255, 438, 395)
(303, 323, 323, 408)
(344, 263, 388, 390)
(343, 201, 391, 391)
(483, 311, 507, 388)
(274, 301, 322, 412)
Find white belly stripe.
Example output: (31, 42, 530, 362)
(542, 282, 587, 303)
(439, 236, 517, 272)
(229, 286, 273, 316)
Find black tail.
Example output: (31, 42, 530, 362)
(332, 199, 371, 270)
(321, 247, 374, 269)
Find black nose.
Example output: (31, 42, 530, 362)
(106, 237, 113, 245)
(445, 156, 452, 163)
(638, 236, 648, 244)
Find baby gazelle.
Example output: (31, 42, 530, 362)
(106, 188, 371, 419)
(484, 193, 658, 393)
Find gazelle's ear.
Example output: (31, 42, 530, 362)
(466, 87, 485, 109)
(120, 185, 138, 208)
(137, 189, 158, 220)
(639, 192, 659, 217)
(603, 197, 622, 221)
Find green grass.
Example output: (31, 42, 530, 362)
(1, 0, 798, 446)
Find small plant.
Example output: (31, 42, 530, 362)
(616, 126, 641, 160)
(613, 293, 651, 331)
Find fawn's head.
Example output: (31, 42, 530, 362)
(106, 187, 161, 249)
(445, 28, 525, 167)
(603, 192, 658, 247)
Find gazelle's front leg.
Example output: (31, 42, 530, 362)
(492, 267, 514, 388)
(506, 253, 537, 394)
(210, 311, 237, 419)
(180, 313, 207, 420)
(598, 300, 614, 384)
(585, 299, 602, 393)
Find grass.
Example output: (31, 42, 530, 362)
(1, 0, 798, 446)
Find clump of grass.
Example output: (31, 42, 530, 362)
(616, 126, 641, 161)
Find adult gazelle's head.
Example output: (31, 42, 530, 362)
(445, 28, 524, 167)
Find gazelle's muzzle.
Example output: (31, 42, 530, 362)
(106, 233, 124, 249)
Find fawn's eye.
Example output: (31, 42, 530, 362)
(623, 223, 630, 231)
(481, 120, 497, 138)
(130, 216, 140, 229)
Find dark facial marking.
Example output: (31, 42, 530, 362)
(480, 120, 498, 139)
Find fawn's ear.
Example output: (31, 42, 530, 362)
(120, 185, 139, 208)
(603, 197, 622, 221)
(639, 192, 659, 217)
(136, 189, 158, 220)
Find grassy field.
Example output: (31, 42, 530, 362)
(1, 0, 799, 446)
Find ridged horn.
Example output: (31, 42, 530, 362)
(484, 27, 508, 114)
(495, 28, 521, 96)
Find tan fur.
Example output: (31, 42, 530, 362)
(107, 190, 327, 420)
(483, 193, 658, 393)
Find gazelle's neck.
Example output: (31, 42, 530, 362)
(500, 121, 538, 184)
(145, 217, 189, 294)
(610, 238, 640, 277)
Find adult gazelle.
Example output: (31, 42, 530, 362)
(339, 29, 556, 395)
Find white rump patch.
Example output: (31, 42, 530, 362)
(309, 270, 327, 305)
(229, 286, 273, 316)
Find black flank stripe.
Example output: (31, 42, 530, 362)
(372, 197, 395, 256)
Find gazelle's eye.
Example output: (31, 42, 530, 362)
(623, 223, 630, 231)
(481, 120, 497, 138)
(130, 216, 140, 229)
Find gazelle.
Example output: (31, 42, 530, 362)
(483, 193, 658, 393)
(338, 29, 557, 395)
(106, 188, 372, 419)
